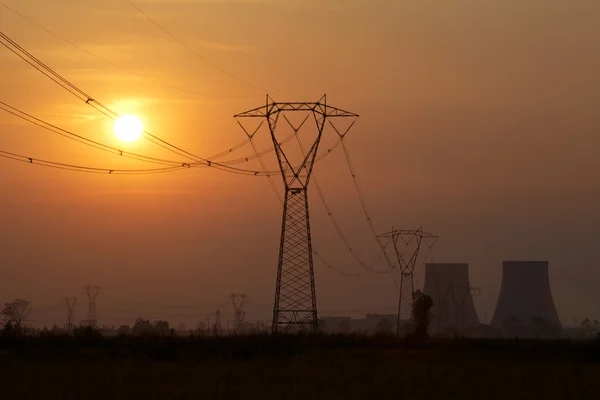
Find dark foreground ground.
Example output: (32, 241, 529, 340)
(1, 335, 599, 399)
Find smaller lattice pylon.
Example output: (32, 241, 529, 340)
(63, 296, 78, 333)
(230, 293, 248, 332)
(213, 309, 222, 335)
(377, 227, 438, 336)
(84, 285, 101, 327)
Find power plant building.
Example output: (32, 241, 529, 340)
(423, 263, 480, 334)
(491, 261, 562, 336)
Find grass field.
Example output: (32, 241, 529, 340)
(1, 335, 599, 399)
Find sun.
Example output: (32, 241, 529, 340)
(114, 115, 143, 142)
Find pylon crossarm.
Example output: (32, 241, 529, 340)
(234, 102, 359, 119)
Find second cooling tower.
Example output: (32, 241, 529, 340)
(423, 263, 480, 334)
(491, 261, 562, 333)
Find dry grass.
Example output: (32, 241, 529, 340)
(1, 335, 599, 399)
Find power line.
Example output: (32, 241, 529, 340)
(287, 114, 389, 275)
(0, 101, 194, 167)
(0, 1, 253, 99)
(0, 148, 188, 175)
(0, 100, 314, 174)
(0, 31, 223, 166)
(0, 32, 332, 176)
(235, 110, 361, 278)
(124, 0, 276, 95)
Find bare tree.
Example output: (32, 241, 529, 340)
(1, 299, 31, 331)
(411, 290, 434, 340)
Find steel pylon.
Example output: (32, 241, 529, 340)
(377, 227, 438, 336)
(235, 95, 359, 333)
(85, 285, 100, 327)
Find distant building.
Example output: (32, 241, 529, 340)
(423, 263, 480, 335)
(318, 314, 398, 334)
(319, 316, 353, 334)
(117, 325, 131, 335)
(491, 261, 562, 338)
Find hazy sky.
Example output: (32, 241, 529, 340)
(1, 0, 599, 329)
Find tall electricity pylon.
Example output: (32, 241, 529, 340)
(377, 227, 438, 336)
(85, 285, 101, 327)
(63, 296, 77, 333)
(235, 95, 359, 333)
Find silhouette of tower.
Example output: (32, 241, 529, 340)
(377, 227, 438, 335)
(63, 297, 77, 333)
(230, 293, 248, 332)
(214, 309, 222, 335)
(491, 261, 562, 335)
(84, 285, 101, 327)
(235, 95, 359, 333)
(423, 263, 480, 335)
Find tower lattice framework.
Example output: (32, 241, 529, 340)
(85, 285, 101, 327)
(63, 296, 77, 333)
(235, 95, 359, 333)
(378, 227, 438, 336)
(230, 293, 248, 332)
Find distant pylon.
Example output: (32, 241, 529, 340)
(85, 285, 101, 327)
(63, 296, 77, 333)
(214, 309, 222, 335)
(377, 227, 438, 336)
(235, 95, 359, 334)
(230, 293, 248, 332)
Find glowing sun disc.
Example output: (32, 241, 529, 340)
(114, 115, 143, 142)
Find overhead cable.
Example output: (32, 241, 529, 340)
(124, 0, 276, 95)
(0, 1, 253, 99)
(286, 114, 389, 275)
(0, 148, 187, 175)
(0, 32, 338, 176)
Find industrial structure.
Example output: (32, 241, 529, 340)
(230, 293, 248, 332)
(423, 263, 480, 335)
(235, 95, 359, 333)
(81, 285, 101, 327)
(491, 261, 562, 336)
(377, 227, 438, 335)
(63, 296, 77, 333)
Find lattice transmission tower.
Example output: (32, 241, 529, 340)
(84, 285, 101, 327)
(213, 309, 222, 336)
(63, 296, 78, 333)
(235, 95, 359, 333)
(377, 227, 438, 336)
(230, 293, 248, 332)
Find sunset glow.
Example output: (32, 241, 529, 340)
(114, 115, 143, 143)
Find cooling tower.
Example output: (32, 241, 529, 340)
(423, 263, 480, 334)
(491, 261, 562, 333)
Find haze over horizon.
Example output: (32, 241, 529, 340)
(1, 0, 599, 329)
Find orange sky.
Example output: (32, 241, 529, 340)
(1, 0, 600, 328)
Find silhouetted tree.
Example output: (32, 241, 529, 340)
(153, 320, 170, 336)
(117, 325, 131, 335)
(1, 299, 31, 334)
(73, 325, 102, 339)
(581, 318, 600, 339)
(409, 290, 433, 340)
(132, 318, 153, 336)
